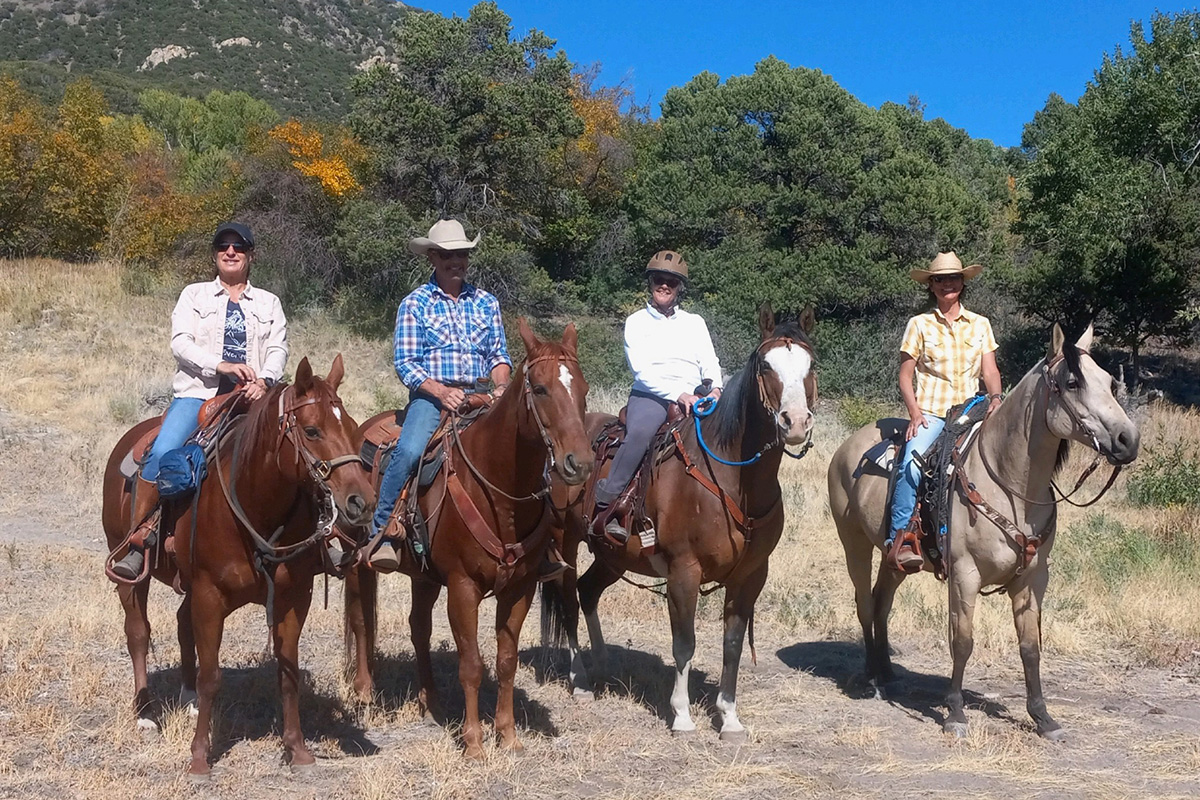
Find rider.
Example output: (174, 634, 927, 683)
(369, 218, 513, 572)
(886, 251, 1002, 572)
(592, 250, 723, 544)
(112, 222, 289, 580)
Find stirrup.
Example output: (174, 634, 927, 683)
(111, 546, 147, 582)
(886, 531, 924, 574)
(368, 539, 400, 573)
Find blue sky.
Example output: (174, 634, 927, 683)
(418, 1, 1177, 147)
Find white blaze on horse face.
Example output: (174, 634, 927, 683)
(763, 344, 814, 444)
(559, 363, 573, 401)
(331, 405, 342, 422)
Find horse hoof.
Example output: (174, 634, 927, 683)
(572, 689, 595, 704)
(464, 745, 486, 761)
(186, 767, 212, 784)
(943, 721, 969, 739)
(501, 741, 526, 757)
(671, 728, 697, 739)
(1040, 726, 1067, 743)
(719, 729, 749, 745)
(136, 717, 159, 733)
(289, 760, 317, 775)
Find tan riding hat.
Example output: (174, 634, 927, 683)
(645, 250, 688, 280)
(408, 218, 482, 256)
(909, 251, 983, 284)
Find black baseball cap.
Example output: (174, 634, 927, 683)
(211, 222, 255, 249)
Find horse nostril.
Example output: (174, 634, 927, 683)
(564, 453, 581, 477)
(347, 494, 366, 519)
(779, 411, 792, 429)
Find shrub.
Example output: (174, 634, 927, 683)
(1127, 438, 1200, 507)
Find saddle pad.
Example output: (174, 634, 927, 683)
(119, 424, 162, 480)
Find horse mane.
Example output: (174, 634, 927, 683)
(704, 319, 814, 450)
(235, 382, 290, 462)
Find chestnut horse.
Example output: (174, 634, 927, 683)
(828, 325, 1139, 738)
(343, 320, 592, 759)
(542, 304, 817, 740)
(102, 355, 374, 776)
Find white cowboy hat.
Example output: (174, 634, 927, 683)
(408, 218, 482, 256)
(909, 251, 983, 284)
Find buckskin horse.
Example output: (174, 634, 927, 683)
(828, 325, 1139, 738)
(343, 320, 591, 759)
(102, 355, 374, 776)
(542, 303, 817, 741)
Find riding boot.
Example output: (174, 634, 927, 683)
(591, 501, 629, 545)
(537, 543, 572, 582)
(886, 528, 924, 573)
(113, 476, 160, 581)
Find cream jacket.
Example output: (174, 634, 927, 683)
(170, 277, 289, 399)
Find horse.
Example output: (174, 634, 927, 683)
(102, 355, 374, 776)
(542, 303, 818, 741)
(343, 320, 592, 759)
(827, 324, 1140, 739)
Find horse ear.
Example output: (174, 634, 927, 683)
(799, 305, 816, 334)
(295, 357, 314, 394)
(327, 353, 344, 391)
(1075, 324, 1094, 352)
(758, 301, 776, 340)
(561, 322, 578, 354)
(1048, 324, 1065, 359)
(518, 317, 539, 355)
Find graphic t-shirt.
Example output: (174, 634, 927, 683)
(216, 300, 247, 395)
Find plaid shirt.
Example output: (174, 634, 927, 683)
(393, 277, 512, 392)
(900, 306, 997, 416)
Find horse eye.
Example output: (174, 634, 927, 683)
(1066, 377, 1079, 391)
(532, 384, 549, 396)
(304, 426, 321, 439)
(760, 362, 774, 372)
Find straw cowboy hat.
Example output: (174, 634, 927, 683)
(909, 251, 983, 284)
(408, 218, 482, 256)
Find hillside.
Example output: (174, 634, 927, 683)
(0, 0, 411, 117)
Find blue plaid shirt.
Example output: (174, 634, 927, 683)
(393, 276, 512, 392)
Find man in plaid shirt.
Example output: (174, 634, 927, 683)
(370, 219, 512, 571)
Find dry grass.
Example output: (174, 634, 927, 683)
(1, 259, 1199, 798)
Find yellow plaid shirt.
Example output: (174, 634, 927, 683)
(900, 306, 997, 416)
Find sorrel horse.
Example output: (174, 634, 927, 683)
(828, 325, 1139, 738)
(343, 320, 591, 759)
(542, 304, 817, 741)
(102, 355, 374, 776)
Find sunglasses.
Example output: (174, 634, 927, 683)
(651, 274, 682, 289)
(929, 274, 962, 284)
(214, 241, 250, 253)
(432, 249, 471, 260)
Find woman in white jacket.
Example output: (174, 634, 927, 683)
(112, 222, 289, 579)
(592, 250, 722, 544)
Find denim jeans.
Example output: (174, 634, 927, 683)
(888, 414, 946, 540)
(143, 397, 205, 480)
(372, 395, 443, 534)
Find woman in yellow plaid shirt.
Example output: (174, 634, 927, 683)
(887, 252, 1003, 571)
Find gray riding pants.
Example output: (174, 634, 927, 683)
(595, 391, 672, 506)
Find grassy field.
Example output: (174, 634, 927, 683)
(1, 259, 1198, 798)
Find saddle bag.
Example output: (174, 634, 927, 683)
(156, 443, 208, 499)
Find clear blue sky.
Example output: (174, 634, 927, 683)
(418, 1, 1177, 147)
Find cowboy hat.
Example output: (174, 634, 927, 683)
(408, 218, 481, 256)
(909, 251, 983, 284)
(645, 250, 688, 281)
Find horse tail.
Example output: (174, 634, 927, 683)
(539, 579, 568, 654)
(748, 607, 757, 666)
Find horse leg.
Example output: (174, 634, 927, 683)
(343, 564, 377, 704)
(871, 559, 907, 689)
(578, 558, 622, 684)
(715, 566, 768, 743)
(119, 580, 158, 730)
(494, 585, 535, 754)
(837, 519, 879, 685)
(446, 576, 486, 759)
(560, 562, 594, 700)
(944, 572, 982, 737)
(274, 579, 316, 768)
(188, 588, 225, 777)
(665, 561, 702, 736)
(177, 593, 198, 714)
(1011, 563, 1064, 740)
(409, 578, 443, 722)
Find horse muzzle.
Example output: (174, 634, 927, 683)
(1104, 426, 1140, 466)
(338, 492, 373, 532)
(557, 452, 593, 486)
(777, 408, 815, 446)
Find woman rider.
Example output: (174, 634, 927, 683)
(592, 250, 723, 544)
(112, 222, 289, 580)
(886, 251, 1001, 572)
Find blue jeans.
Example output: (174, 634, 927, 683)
(372, 395, 443, 535)
(143, 397, 205, 479)
(888, 414, 946, 540)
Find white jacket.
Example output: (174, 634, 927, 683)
(170, 277, 288, 399)
(625, 303, 723, 401)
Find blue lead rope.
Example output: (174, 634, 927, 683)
(692, 396, 770, 466)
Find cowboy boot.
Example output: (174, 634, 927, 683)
(886, 528, 924, 574)
(537, 543, 572, 582)
(591, 501, 630, 545)
(113, 476, 160, 581)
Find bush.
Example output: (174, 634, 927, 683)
(1127, 438, 1200, 507)
(1058, 513, 1200, 587)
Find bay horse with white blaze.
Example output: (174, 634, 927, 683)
(543, 304, 817, 740)
(103, 355, 374, 776)
(828, 325, 1139, 738)
(343, 320, 591, 759)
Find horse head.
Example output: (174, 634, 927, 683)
(756, 302, 818, 447)
(516, 319, 592, 487)
(1043, 324, 1140, 465)
(285, 354, 375, 534)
